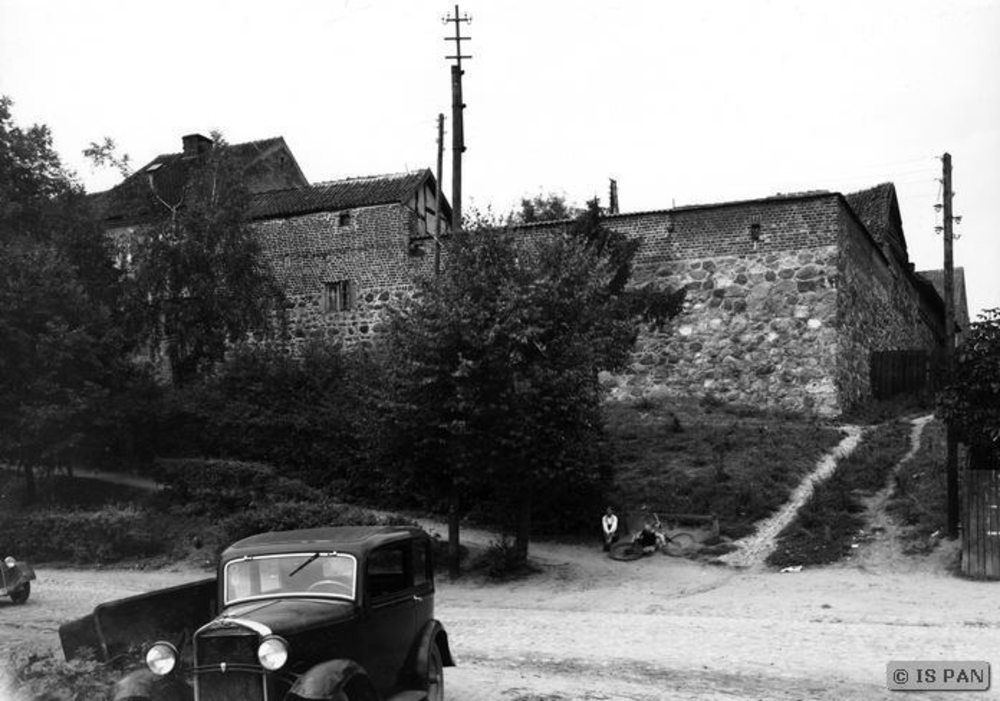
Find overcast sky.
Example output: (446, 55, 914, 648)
(1, 0, 997, 317)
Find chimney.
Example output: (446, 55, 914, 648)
(608, 178, 619, 215)
(182, 133, 214, 156)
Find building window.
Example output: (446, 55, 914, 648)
(323, 280, 354, 313)
(338, 211, 352, 227)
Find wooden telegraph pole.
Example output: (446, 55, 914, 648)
(435, 113, 445, 276)
(941, 153, 960, 538)
(442, 5, 471, 579)
(444, 4, 471, 232)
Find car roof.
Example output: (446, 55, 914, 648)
(221, 525, 427, 561)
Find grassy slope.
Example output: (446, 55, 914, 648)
(766, 418, 913, 567)
(885, 419, 953, 554)
(605, 397, 845, 539)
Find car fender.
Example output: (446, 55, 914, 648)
(288, 659, 377, 701)
(415, 619, 456, 670)
(112, 668, 193, 701)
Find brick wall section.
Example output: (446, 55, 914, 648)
(253, 203, 434, 350)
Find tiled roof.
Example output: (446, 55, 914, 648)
(90, 137, 295, 224)
(247, 170, 435, 220)
(845, 183, 907, 255)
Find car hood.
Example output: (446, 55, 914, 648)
(206, 597, 358, 637)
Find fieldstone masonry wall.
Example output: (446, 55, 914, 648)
(836, 208, 942, 408)
(598, 194, 940, 415)
(253, 203, 433, 351)
(249, 189, 941, 416)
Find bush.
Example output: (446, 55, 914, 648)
(153, 458, 322, 515)
(173, 342, 385, 486)
(0, 505, 162, 564)
(2, 646, 121, 701)
(217, 500, 415, 547)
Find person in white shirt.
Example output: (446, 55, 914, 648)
(601, 506, 619, 551)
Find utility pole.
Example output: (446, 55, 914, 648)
(941, 152, 960, 538)
(442, 5, 471, 579)
(435, 113, 445, 276)
(444, 4, 471, 232)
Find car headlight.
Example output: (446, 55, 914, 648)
(3, 557, 15, 568)
(145, 641, 178, 676)
(257, 636, 289, 671)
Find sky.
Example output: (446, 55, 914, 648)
(1, 0, 998, 318)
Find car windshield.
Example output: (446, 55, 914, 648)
(224, 552, 357, 604)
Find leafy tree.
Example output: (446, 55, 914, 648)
(939, 308, 1000, 454)
(120, 133, 286, 385)
(515, 192, 582, 224)
(0, 96, 126, 500)
(382, 202, 684, 569)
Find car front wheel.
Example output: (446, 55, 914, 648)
(9, 582, 29, 604)
(426, 643, 444, 701)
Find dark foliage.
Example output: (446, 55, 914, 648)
(6, 646, 122, 701)
(118, 133, 286, 385)
(938, 308, 1000, 452)
(153, 457, 322, 515)
(166, 342, 383, 487)
(0, 505, 163, 563)
(380, 202, 686, 563)
(0, 97, 130, 499)
(217, 501, 415, 548)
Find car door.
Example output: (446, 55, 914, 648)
(361, 541, 417, 695)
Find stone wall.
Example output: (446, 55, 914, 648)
(253, 203, 433, 350)
(602, 195, 846, 414)
(835, 206, 943, 408)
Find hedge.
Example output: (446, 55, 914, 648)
(218, 500, 415, 548)
(0, 506, 162, 564)
(153, 458, 322, 514)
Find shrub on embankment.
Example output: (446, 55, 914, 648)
(0, 505, 162, 564)
(767, 418, 913, 567)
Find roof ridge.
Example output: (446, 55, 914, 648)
(313, 169, 427, 185)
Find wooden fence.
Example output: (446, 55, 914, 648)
(962, 445, 1000, 580)
(870, 349, 942, 401)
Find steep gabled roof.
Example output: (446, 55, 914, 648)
(90, 136, 308, 225)
(845, 183, 908, 261)
(247, 169, 449, 221)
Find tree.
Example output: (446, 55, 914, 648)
(0, 96, 126, 501)
(938, 308, 1000, 456)
(120, 133, 286, 385)
(382, 202, 684, 569)
(515, 192, 582, 224)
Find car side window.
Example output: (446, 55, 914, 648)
(366, 545, 408, 600)
(413, 540, 430, 589)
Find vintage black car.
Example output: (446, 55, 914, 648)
(62, 526, 454, 701)
(0, 555, 34, 604)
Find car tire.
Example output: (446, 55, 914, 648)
(343, 676, 378, 701)
(9, 582, 29, 604)
(426, 643, 444, 701)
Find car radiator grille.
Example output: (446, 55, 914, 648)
(196, 633, 265, 701)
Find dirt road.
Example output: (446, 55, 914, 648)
(3, 418, 996, 700)
(1, 534, 997, 701)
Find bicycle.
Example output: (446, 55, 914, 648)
(608, 514, 696, 561)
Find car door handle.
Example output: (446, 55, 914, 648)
(413, 595, 423, 602)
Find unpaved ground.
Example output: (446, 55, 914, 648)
(3, 418, 999, 700)
(2, 537, 996, 700)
